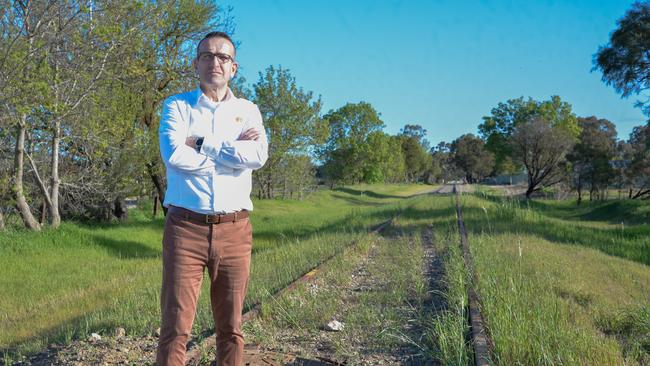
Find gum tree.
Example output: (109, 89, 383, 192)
(511, 117, 575, 199)
(253, 66, 326, 198)
(594, 1, 650, 116)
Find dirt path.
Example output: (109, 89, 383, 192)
(433, 183, 474, 194)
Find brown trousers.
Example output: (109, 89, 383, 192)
(156, 206, 253, 366)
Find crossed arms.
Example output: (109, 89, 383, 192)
(159, 97, 269, 174)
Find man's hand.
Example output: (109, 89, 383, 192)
(185, 136, 200, 149)
(238, 128, 260, 141)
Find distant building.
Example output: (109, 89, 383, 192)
(481, 173, 528, 185)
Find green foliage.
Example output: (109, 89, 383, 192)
(253, 65, 326, 198)
(365, 132, 406, 183)
(479, 95, 580, 175)
(594, 1, 650, 116)
(567, 116, 618, 202)
(399, 124, 434, 183)
(625, 123, 650, 198)
(0, 0, 226, 224)
(321, 102, 387, 185)
(450, 134, 494, 183)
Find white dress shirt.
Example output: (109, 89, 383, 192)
(159, 88, 268, 214)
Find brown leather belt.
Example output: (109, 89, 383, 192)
(169, 205, 249, 224)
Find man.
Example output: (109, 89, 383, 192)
(156, 31, 268, 366)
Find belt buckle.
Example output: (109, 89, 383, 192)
(205, 215, 219, 224)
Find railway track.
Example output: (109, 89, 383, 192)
(184, 217, 395, 365)
(453, 184, 492, 366)
(186, 185, 491, 365)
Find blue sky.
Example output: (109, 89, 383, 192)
(221, 0, 646, 145)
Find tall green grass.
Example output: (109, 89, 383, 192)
(461, 192, 650, 365)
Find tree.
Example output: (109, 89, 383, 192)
(566, 116, 617, 204)
(1, 0, 227, 228)
(594, 1, 650, 116)
(253, 66, 326, 198)
(120, 0, 226, 212)
(479, 96, 580, 175)
(400, 123, 430, 150)
(625, 123, 650, 199)
(511, 118, 575, 198)
(429, 141, 462, 183)
(320, 102, 385, 185)
(276, 154, 316, 199)
(362, 131, 406, 184)
(450, 134, 494, 183)
(399, 124, 432, 182)
(478, 97, 538, 175)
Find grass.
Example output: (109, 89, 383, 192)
(459, 191, 650, 365)
(2, 183, 648, 365)
(0, 184, 434, 362)
(246, 193, 475, 364)
(244, 230, 432, 363)
(246, 189, 650, 365)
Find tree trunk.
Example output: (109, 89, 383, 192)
(265, 173, 273, 199)
(40, 201, 46, 224)
(146, 161, 167, 215)
(13, 119, 41, 230)
(0, 209, 5, 231)
(525, 186, 534, 199)
(12, 7, 40, 231)
(49, 117, 61, 227)
(113, 197, 128, 222)
(576, 176, 583, 205)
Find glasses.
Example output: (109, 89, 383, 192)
(198, 51, 234, 64)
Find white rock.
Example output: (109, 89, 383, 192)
(115, 327, 126, 338)
(324, 320, 345, 331)
(154, 327, 161, 337)
(89, 333, 101, 342)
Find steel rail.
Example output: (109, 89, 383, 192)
(453, 184, 492, 366)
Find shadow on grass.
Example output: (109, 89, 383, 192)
(77, 217, 164, 231)
(334, 187, 406, 199)
(90, 234, 161, 259)
(479, 193, 650, 226)
(459, 198, 650, 266)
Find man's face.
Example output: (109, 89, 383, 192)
(193, 37, 238, 89)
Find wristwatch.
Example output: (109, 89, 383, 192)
(195, 137, 204, 152)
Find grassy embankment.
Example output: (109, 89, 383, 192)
(461, 190, 650, 365)
(0, 184, 433, 361)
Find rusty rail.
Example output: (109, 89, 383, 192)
(453, 184, 492, 366)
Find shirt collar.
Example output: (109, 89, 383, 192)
(194, 87, 236, 109)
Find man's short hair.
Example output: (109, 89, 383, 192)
(196, 31, 236, 58)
